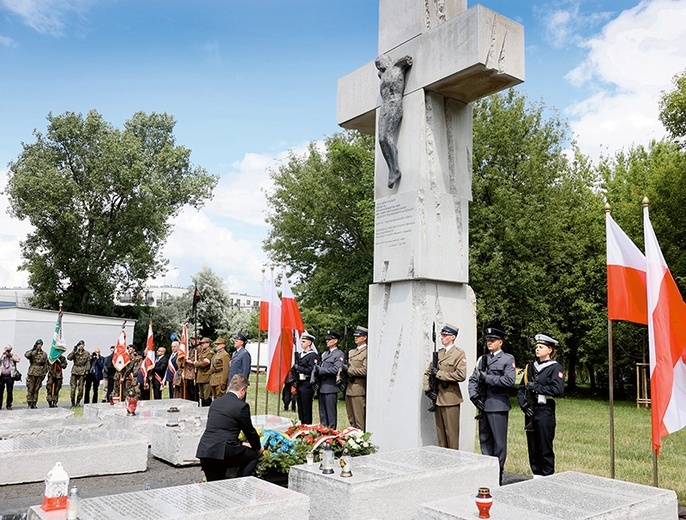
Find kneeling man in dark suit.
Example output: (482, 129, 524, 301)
(196, 374, 263, 481)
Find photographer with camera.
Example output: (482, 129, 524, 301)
(84, 348, 105, 404)
(1, 345, 21, 410)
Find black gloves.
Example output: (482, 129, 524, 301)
(425, 389, 438, 402)
(341, 364, 349, 373)
(471, 397, 485, 410)
(526, 382, 537, 391)
(430, 367, 438, 378)
(523, 405, 534, 418)
(478, 370, 487, 382)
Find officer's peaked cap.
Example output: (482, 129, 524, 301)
(441, 324, 459, 336)
(535, 333, 559, 348)
(483, 327, 505, 340)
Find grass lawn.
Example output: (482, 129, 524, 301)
(504, 396, 686, 504)
(8, 383, 684, 504)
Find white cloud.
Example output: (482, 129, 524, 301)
(538, 1, 613, 49)
(0, 34, 16, 47)
(0, 0, 93, 37)
(566, 0, 686, 160)
(0, 169, 32, 288)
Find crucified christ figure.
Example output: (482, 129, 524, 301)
(375, 53, 413, 189)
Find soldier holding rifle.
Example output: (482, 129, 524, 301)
(468, 326, 516, 484)
(422, 324, 467, 450)
(517, 333, 564, 477)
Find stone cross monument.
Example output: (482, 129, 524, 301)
(337, 0, 524, 452)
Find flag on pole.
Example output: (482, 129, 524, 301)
(113, 326, 130, 372)
(192, 285, 202, 314)
(606, 212, 648, 324)
(265, 269, 282, 393)
(266, 272, 305, 392)
(259, 269, 269, 331)
(141, 320, 155, 382)
(644, 204, 686, 454)
(179, 322, 189, 358)
(48, 310, 66, 364)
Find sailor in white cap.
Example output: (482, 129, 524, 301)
(517, 333, 565, 477)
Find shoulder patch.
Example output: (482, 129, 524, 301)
(314, 359, 318, 364)
(512, 362, 516, 368)
(340, 356, 344, 362)
(462, 357, 467, 363)
(558, 371, 564, 379)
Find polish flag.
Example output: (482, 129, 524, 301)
(141, 320, 155, 382)
(179, 322, 189, 358)
(259, 269, 269, 331)
(113, 327, 130, 372)
(265, 269, 282, 393)
(266, 274, 305, 392)
(606, 212, 648, 325)
(644, 205, 686, 454)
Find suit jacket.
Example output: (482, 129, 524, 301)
(423, 345, 467, 406)
(210, 348, 231, 386)
(195, 391, 261, 460)
(229, 347, 251, 382)
(165, 352, 179, 383)
(346, 345, 367, 397)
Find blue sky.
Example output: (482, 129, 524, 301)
(1, 0, 685, 297)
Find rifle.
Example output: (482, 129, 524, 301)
(427, 322, 438, 412)
(337, 326, 349, 399)
(473, 339, 488, 420)
(521, 335, 535, 431)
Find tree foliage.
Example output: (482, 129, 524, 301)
(5, 110, 217, 315)
(264, 131, 375, 334)
(470, 90, 606, 388)
(659, 69, 686, 145)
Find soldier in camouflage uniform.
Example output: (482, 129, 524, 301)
(46, 354, 68, 408)
(25, 339, 49, 409)
(67, 340, 91, 407)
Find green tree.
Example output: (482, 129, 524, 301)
(659, 69, 686, 145)
(470, 90, 606, 388)
(264, 131, 375, 330)
(5, 110, 217, 315)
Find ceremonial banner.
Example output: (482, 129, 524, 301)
(259, 269, 269, 331)
(265, 269, 282, 393)
(113, 327, 130, 372)
(142, 320, 155, 382)
(48, 310, 66, 364)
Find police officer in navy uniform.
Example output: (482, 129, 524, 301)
(292, 331, 319, 425)
(468, 326, 516, 484)
(517, 333, 565, 477)
(314, 330, 344, 428)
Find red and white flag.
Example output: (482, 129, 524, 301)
(141, 320, 155, 382)
(265, 269, 282, 393)
(266, 273, 305, 392)
(113, 327, 130, 372)
(259, 269, 269, 332)
(179, 322, 189, 358)
(644, 205, 686, 454)
(606, 212, 648, 324)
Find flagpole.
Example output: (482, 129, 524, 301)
(608, 318, 616, 479)
(276, 333, 282, 416)
(255, 329, 262, 411)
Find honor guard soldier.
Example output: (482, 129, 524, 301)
(210, 338, 231, 399)
(68, 340, 91, 407)
(343, 326, 368, 431)
(291, 331, 319, 425)
(315, 330, 344, 428)
(194, 337, 215, 406)
(468, 326, 516, 484)
(46, 349, 68, 408)
(25, 339, 49, 409)
(229, 333, 251, 383)
(422, 323, 467, 450)
(517, 333, 565, 477)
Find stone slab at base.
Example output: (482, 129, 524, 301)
(289, 445, 498, 520)
(1, 407, 74, 422)
(82, 398, 198, 420)
(0, 429, 147, 485)
(27, 477, 309, 520)
(0, 417, 104, 439)
(151, 414, 294, 466)
(416, 471, 678, 520)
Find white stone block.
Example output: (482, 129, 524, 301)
(82, 397, 198, 420)
(27, 477, 309, 520)
(2, 407, 74, 421)
(367, 282, 477, 453)
(416, 471, 678, 519)
(289, 446, 498, 520)
(0, 417, 104, 439)
(151, 414, 294, 466)
(0, 429, 147, 485)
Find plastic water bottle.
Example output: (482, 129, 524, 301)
(67, 486, 80, 520)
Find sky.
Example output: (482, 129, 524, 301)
(1, 0, 685, 297)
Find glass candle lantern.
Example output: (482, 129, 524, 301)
(475, 487, 493, 519)
(166, 406, 180, 427)
(41, 462, 69, 511)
